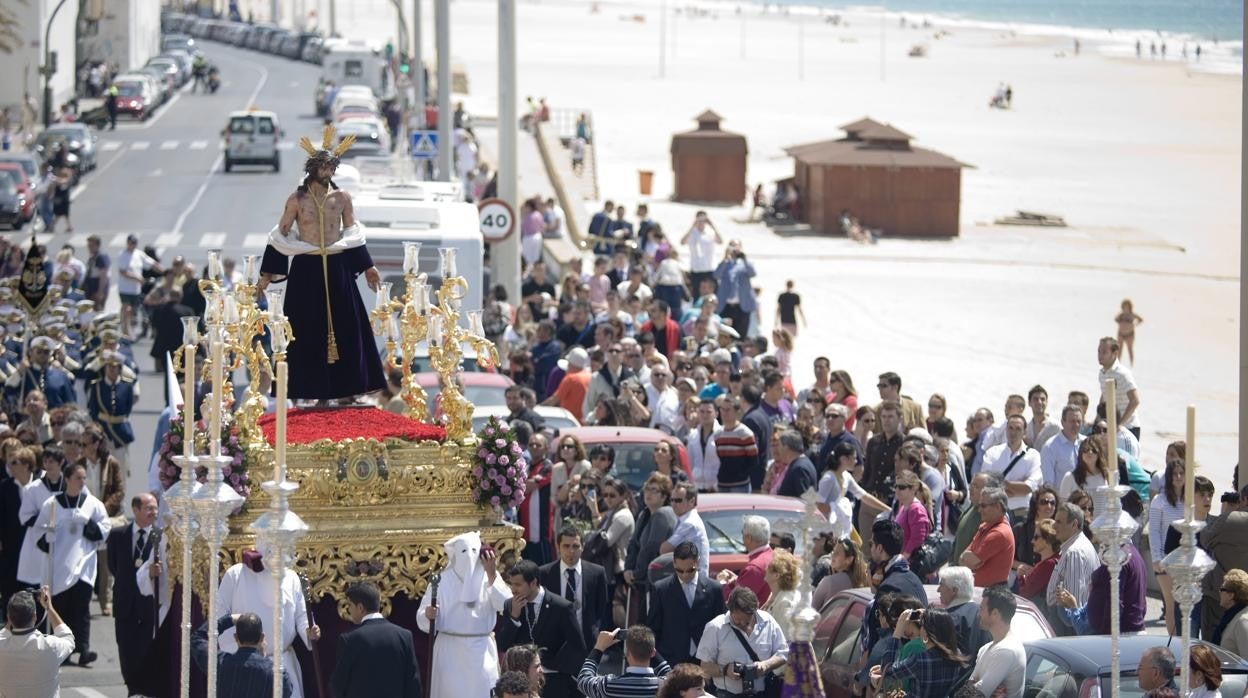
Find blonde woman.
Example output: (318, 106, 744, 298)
(761, 549, 801, 640)
(1214, 568, 1248, 657)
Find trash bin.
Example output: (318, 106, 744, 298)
(638, 170, 654, 196)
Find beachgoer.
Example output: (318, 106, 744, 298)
(1115, 299, 1143, 364)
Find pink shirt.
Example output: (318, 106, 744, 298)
(894, 499, 931, 555)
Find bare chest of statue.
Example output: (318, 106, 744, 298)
(292, 189, 348, 246)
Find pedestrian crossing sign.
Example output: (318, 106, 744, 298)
(410, 130, 438, 159)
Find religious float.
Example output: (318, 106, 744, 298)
(159, 234, 526, 697)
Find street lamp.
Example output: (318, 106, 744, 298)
(42, 0, 71, 128)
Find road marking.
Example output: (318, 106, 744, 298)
(154, 232, 183, 248)
(201, 233, 227, 247)
(100, 140, 122, 151)
(131, 141, 150, 150)
(71, 687, 112, 698)
(190, 140, 209, 150)
(243, 233, 269, 249)
(171, 59, 269, 235)
(108, 233, 129, 247)
(160, 140, 179, 150)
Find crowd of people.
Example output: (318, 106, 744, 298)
(0, 186, 1236, 698)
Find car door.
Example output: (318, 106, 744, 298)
(228, 116, 256, 159)
(817, 596, 867, 698)
(1024, 651, 1079, 698)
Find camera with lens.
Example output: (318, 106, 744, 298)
(733, 661, 760, 685)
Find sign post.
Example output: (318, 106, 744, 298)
(477, 198, 516, 243)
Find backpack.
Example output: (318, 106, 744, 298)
(481, 301, 508, 338)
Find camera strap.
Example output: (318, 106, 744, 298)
(729, 626, 761, 663)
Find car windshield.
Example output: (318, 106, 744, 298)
(229, 117, 256, 134)
(604, 442, 679, 493)
(0, 171, 16, 196)
(116, 83, 143, 97)
(700, 508, 803, 555)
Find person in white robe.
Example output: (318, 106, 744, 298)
(215, 543, 321, 698)
(417, 531, 510, 698)
(28, 462, 111, 664)
(15, 455, 71, 589)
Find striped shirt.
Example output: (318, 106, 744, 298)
(575, 648, 672, 698)
(714, 423, 758, 488)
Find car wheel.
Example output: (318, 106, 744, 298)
(272, 156, 280, 173)
(223, 158, 232, 173)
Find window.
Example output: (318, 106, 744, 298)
(229, 117, 255, 135)
(257, 118, 275, 135)
(827, 600, 864, 665)
(1024, 654, 1077, 698)
(812, 597, 850, 661)
(344, 59, 364, 78)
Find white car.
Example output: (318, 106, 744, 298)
(334, 117, 391, 153)
(222, 109, 282, 173)
(470, 406, 581, 434)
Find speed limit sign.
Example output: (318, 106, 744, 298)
(477, 198, 516, 242)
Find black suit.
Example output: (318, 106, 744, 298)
(106, 522, 159, 696)
(776, 455, 818, 498)
(647, 573, 725, 665)
(538, 560, 609, 652)
(497, 591, 586, 698)
(331, 616, 422, 698)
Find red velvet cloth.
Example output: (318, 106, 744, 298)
(257, 406, 447, 445)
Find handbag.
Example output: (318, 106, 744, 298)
(910, 532, 953, 580)
(581, 510, 614, 567)
(729, 626, 782, 698)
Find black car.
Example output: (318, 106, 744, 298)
(0, 170, 27, 230)
(1024, 635, 1248, 698)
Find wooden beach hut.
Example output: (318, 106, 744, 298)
(784, 117, 969, 237)
(670, 109, 748, 204)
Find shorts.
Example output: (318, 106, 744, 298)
(120, 293, 143, 308)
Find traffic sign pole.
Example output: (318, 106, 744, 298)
(496, 0, 521, 304)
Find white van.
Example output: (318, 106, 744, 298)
(354, 186, 484, 313)
(222, 109, 282, 173)
(321, 43, 396, 103)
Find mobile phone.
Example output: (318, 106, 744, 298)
(586, 486, 597, 500)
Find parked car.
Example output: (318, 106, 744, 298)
(469, 405, 580, 435)
(0, 170, 28, 230)
(161, 33, 196, 55)
(118, 71, 165, 106)
(265, 29, 291, 54)
(145, 57, 185, 87)
(222, 109, 282, 173)
(413, 371, 514, 412)
(34, 124, 98, 172)
(646, 492, 816, 586)
(815, 585, 1055, 698)
(160, 50, 195, 81)
(407, 343, 493, 374)
(137, 65, 176, 100)
(0, 163, 36, 224)
(301, 36, 324, 63)
(1023, 635, 1248, 698)
(557, 426, 690, 494)
(110, 78, 156, 121)
(0, 153, 41, 183)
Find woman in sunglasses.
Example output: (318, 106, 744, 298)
(813, 537, 872, 608)
(891, 470, 932, 558)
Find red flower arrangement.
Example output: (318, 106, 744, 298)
(157, 414, 250, 499)
(472, 417, 527, 511)
(256, 407, 447, 445)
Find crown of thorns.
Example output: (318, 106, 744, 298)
(299, 125, 356, 164)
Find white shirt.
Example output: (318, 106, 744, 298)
(687, 425, 721, 491)
(1046, 532, 1099, 607)
(974, 421, 1006, 473)
(980, 442, 1042, 511)
(616, 280, 653, 303)
(559, 560, 583, 626)
(667, 509, 710, 576)
(646, 384, 681, 432)
(28, 492, 112, 594)
(1025, 417, 1060, 450)
(695, 611, 789, 695)
(685, 227, 719, 273)
(971, 630, 1026, 698)
(1058, 471, 1104, 503)
(0, 623, 76, 698)
(115, 248, 155, 295)
(1098, 360, 1140, 428)
(653, 258, 685, 286)
(817, 470, 866, 539)
(216, 563, 311, 698)
(1039, 431, 1083, 488)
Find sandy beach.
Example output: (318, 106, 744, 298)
(343, 0, 1242, 489)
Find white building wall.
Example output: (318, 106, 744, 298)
(81, 0, 160, 73)
(0, 0, 80, 126)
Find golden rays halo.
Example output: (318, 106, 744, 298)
(298, 124, 358, 158)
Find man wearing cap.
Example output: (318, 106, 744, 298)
(86, 350, 137, 461)
(115, 235, 160, 341)
(257, 126, 386, 403)
(543, 348, 591, 423)
(6, 336, 76, 409)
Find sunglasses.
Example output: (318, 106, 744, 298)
(671, 498, 687, 504)
(825, 413, 844, 420)
(608, 348, 622, 354)
(674, 567, 698, 576)
(561, 444, 577, 450)
(1039, 499, 1057, 506)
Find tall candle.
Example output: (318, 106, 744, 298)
(276, 361, 288, 482)
(223, 296, 239, 324)
(183, 344, 195, 459)
(209, 330, 223, 458)
(403, 242, 422, 274)
(427, 313, 442, 346)
(375, 282, 392, 311)
(439, 247, 457, 278)
(208, 251, 223, 281)
(242, 256, 259, 285)
(1104, 378, 1117, 488)
(1186, 405, 1196, 520)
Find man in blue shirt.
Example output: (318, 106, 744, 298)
(192, 613, 294, 698)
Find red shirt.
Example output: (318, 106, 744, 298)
(967, 518, 1015, 587)
(724, 545, 774, 605)
(552, 370, 591, 423)
(1018, 555, 1059, 598)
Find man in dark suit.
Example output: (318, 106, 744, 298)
(498, 559, 586, 698)
(539, 525, 609, 653)
(647, 542, 725, 665)
(1200, 489, 1248, 639)
(331, 581, 422, 698)
(192, 613, 293, 698)
(107, 492, 162, 697)
(864, 519, 927, 648)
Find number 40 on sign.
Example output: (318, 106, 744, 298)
(477, 198, 516, 242)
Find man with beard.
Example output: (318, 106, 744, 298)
(257, 126, 385, 403)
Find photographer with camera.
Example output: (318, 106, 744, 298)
(574, 625, 672, 698)
(695, 586, 787, 698)
(712, 241, 756, 337)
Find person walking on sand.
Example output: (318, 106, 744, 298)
(1115, 300, 1142, 365)
(775, 280, 805, 337)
